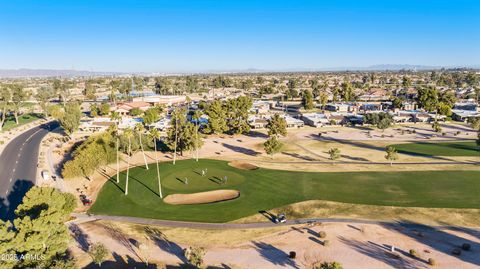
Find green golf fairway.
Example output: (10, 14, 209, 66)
(392, 141, 479, 156)
(90, 159, 480, 223)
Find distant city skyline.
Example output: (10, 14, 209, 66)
(0, 0, 479, 73)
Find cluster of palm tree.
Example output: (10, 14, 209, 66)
(108, 115, 166, 198)
(108, 106, 204, 198)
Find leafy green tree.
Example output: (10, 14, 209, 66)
(143, 107, 161, 125)
(99, 103, 111, 116)
(438, 90, 456, 108)
(417, 87, 439, 112)
(54, 80, 74, 105)
(328, 148, 341, 160)
(365, 112, 393, 131)
(130, 107, 142, 116)
(437, 102, 451, 116)
(35, 86, 55, 118)
(166, 108, 203, 158)
(226, 96, 252, 135)
(0, 85, 11, 131)
(264, 136, 282, 158)
(204, 100, 228, 134)
(302, 90, 315, 110)
(391, 96, 404, 109)
(47, 104, 64, 120)
(83, 80, 97, 100)
(340, 82, 354, 101)
(385, 146, 398, 166)
(0, 187, 75, 269)
(331, 86, 339, 102)
(286, 88, 299, 100)
(62, 132, 116, 179)
(266, 114, 287, 137)
(90, 104, 99, 117)
(402, 76, 412, 88)
(432, 120, 442, 133)
(88, 243, 109, 267)
(10, 83, 30, 124)
(319, 92, 329, 109)
(377, 116, 393, 132)
(59, 102, 82, 137)
(287, 79, 297, 91)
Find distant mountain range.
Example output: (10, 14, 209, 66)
(0, 65, 478, 78)
(0, 69, 123, 78)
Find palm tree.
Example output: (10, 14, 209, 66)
(192, 110, 202, 162)
(110, 112, 122, 183)
(173, 112, 178, 165)
(135, 123, 149, 170)
(149, 128, 163, 198)
(123, 128, 134, 195)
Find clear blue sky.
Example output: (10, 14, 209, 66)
(0, 0, 479, 72)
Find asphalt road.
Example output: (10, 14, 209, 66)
(0, 121, 58, 220)
(70, 213, 480, 232)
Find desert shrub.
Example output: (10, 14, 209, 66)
(289, 251, 296, 259)
(184, 246, 205, 267)
(88, 243, 109, 266)
(316, 261, 343, 269)
(323, 240, 330, 247)
(409, 249, 417, 257)
(319, 231, 327, 238)
(428, 258, 436, 266)
(461, 243, 471, 251)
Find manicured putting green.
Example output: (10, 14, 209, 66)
(161, 166, 245, 191)
(391, 141, 479, 156)
(90, 159, 480, 223)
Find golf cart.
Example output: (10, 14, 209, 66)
(79, 194, 92, 206)
(273, 213, 287, 224)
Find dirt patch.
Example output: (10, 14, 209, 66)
(164, 189, 240, 205)
(228, 161, 259, 170)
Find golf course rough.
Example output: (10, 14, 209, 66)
(90, 159, 480, 223)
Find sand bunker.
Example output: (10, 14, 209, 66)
(228, 161, 259, 170)
(164, 190, 240, 205)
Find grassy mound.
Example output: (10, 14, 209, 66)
(90, 159, 480, 223)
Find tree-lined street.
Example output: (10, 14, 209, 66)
(0, 121, 58, 220)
